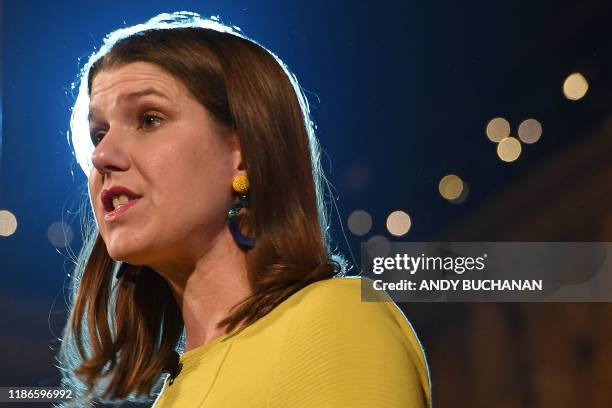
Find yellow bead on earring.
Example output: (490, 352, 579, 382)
(232, 175, 250, 194)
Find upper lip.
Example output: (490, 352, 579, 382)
(101, 186, 142, 212)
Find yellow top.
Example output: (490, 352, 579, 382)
(151, 276, 432, 407)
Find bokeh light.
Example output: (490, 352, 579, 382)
(439, 174, 464, 200)
(0, 210, 18, 237)
(386, 210, 412, 236)
(366, 235, 391, 258)
(518, 118, 543, 144)
(347, 209, 373, 236)
(47, 221, 74, 248)
(497, 136, 522, 162)
(563, 72, 589, 101)
(486, 117, 511, 142)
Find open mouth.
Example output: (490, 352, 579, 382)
(101, 187, 143, 222)
(104, 197, 141, 221)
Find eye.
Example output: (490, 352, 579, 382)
(90, 130, 105, 147)
(141, 112, 164, 129)
(89, 112, 165, 147)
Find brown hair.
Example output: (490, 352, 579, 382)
(57, 15, 345, 407)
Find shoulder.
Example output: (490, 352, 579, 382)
(269, 276, 432, 407)
(290, 277, 424, 349)
(289, 276, 393, 311)
(291, 277, 429, 370)
(297, 275, 377, 301)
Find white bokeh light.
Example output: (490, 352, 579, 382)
(386, 210, 412, 236)
(0, 210, 18, 237)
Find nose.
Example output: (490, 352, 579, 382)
(90, 130, 131, 176)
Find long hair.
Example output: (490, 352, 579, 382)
(56, 12, 347, 407)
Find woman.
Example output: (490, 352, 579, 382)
(56, 11, 432, 407)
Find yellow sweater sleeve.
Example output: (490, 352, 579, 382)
(268, 278, 431, 407)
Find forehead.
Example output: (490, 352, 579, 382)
(89, 61, 184, 107)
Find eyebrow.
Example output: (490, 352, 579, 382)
(88, 88, 171, 121)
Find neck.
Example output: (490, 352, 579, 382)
(152, 229, 252, 353)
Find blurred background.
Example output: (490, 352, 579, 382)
(1, 0, 611, 407)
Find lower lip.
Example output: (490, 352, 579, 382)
(104, 198, 141, 222)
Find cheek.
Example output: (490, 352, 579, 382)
(152, 144, 233, 219)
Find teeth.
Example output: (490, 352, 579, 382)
(112, 194, 131, 210)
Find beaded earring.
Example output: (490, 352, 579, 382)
(228, 175, 255, 249)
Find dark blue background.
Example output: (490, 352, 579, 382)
(1, 0, 611, 404)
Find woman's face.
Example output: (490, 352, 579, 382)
(88, 61, 242, 272)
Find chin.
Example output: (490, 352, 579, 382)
(104, 241, 146, 265)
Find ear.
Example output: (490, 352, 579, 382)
(228, 133, 246, 173)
